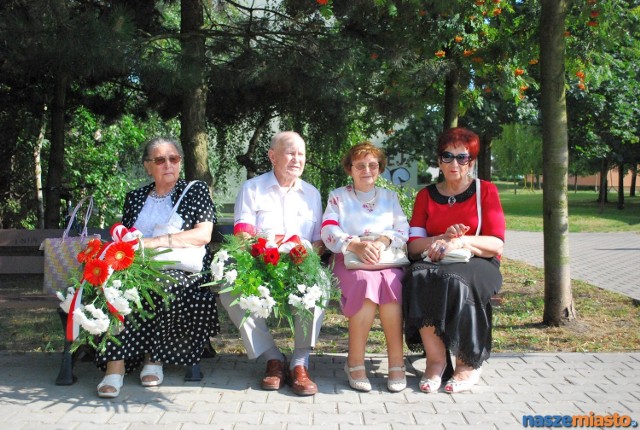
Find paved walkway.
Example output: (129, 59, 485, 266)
(1, 351, 638, 430)
(503, 231, 640, 301)
(0, 230, 639, 429)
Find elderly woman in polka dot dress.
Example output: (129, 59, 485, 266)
(96, 137, 220, 398)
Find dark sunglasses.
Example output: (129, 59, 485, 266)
(146, 155, 182, 165)
(440, 152, 472, 165)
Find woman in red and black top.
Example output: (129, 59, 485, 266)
(403, 127, 505, 394)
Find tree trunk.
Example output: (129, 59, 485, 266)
(44, 73, 69, 229)
(180, 0, 212, 186)
(630, 163, 637, 197)
(443, 66, 460, 131)
(540, 0, 576, 326)
(236, 111, 273, 178)
(598, 158, 608, 204)
(478, 134, 492, 181)
(35, 105, 47, 229)
(617, 163, 625, 210)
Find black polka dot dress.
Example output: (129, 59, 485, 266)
(96, 179, 221, 373)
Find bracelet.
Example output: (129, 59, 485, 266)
(168, 233, 173, 247)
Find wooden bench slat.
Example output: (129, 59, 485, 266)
(0, 256, 44, 274)
(0, 229, 65, 247)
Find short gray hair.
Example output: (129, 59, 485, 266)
(142, 137, 183, 163)
(270, 131, 304, 150)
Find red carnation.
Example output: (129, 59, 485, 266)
(263, 248, 280, 266)
(317, 0, 328, 5)
(251, 237, 268, 257)
(290, 244, 308, 265)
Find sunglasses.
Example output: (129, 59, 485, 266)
(353, 162, 380, 171)
(440, 152, 472, 165)
(146, 155, 182, 165)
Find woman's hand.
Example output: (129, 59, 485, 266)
(349, 239, 385, 264)
(425, 237, 460, 262)
(445, 223, 470, 239)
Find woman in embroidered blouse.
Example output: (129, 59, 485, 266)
(403, 127, 505, 394)
(321, 142, 410, 393)
(96, 137, 220, 398)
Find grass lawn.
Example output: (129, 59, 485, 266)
(498, 183, 640, 232)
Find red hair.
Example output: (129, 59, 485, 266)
(437, 127, 480, 159)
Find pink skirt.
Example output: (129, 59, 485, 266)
(331, 253, 405, 317)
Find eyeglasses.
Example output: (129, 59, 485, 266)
(440, 152, 472, 165)
(146, 155, 182, 165)
(353, 162, 380, 171)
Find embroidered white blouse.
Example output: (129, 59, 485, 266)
(321, 184, 410, 254)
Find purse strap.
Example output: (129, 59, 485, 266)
(166, 181, 197, 222)
(475, 178, 482, 236)
(62, 196, 94, 240)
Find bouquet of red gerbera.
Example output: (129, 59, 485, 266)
(56, 223, 174, 353)
(207, 234, 338, 333)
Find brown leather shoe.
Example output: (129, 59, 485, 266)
(261, 359, 286, 390)
(289, 365, 318, 396)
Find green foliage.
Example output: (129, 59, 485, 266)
(56, 109, 179, 227)
(206, 235, 339, 335)
(492, 123, 542, 185)
(376, 176, 417, 220)
(1, 0, 639, 230)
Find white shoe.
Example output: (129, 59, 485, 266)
(140, 363, 164, 387)
(419, 374, 442, 393)
(344, 363, 371, 392)
(444, 368, 482, 394)
(97, 373, 124, 398)
(387, 366, 407, 393)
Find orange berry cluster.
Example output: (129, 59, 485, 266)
(587, 0, 599, 27)
(576, 71, 586, 90)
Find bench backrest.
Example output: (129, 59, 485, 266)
(0, 224, 233, 276)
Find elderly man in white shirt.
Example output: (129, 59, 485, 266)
(219, 131, 325, 396)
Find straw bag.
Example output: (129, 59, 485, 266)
(40, 196, 100, 295)
(152, 181, 206, 273)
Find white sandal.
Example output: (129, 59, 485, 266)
(140, 363, 164, 387)
(97, 373, 124, 398)
(387, 366, 407, 393)
(419, 374, 442, 393)
(344, 363, 371, 392)
(444, 368, 482, 394)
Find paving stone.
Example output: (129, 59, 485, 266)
(288, 424, 340, 430)
(363, 411, 416, 425)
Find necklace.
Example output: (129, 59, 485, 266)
(448, 195, 456, 207)
(354, 187, 377, 204)
(150, 186, 175, 199)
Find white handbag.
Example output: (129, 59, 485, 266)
(422, 178, 481, 265)
(344, 235, 410, 270)
(152, 181, 206, 273)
